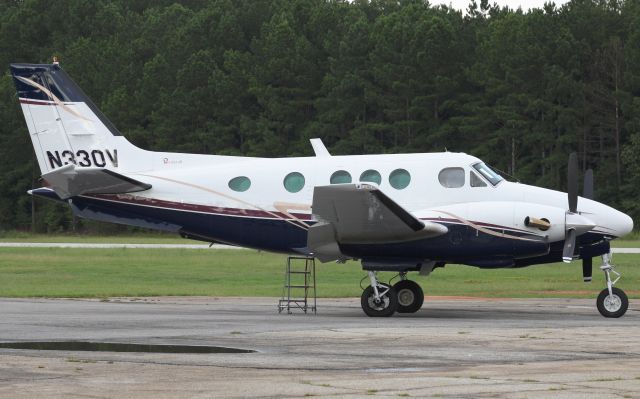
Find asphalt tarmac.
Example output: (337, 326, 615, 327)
(0, 296, 639, 398)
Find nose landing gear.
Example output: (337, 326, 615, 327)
(596, 253, 629, 318)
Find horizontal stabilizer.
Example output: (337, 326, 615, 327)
(308, 184, 447, 261)
(41, 164, 151, 199)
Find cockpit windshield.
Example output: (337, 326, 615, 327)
(472, 162, 504, 186)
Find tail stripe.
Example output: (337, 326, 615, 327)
(10, 62, 136, 174)
(10, 63, 122, 136)
(15, 73, 96, 123)
(19, 98, 62, 106)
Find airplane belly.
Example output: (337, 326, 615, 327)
(340, 202, 553, 265)
(339, 221, 549, 264)
(65, 194, 309, 253)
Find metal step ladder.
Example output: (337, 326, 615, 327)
(278, 256, 316, 314)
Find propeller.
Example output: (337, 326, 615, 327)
(562, 228, 576, 262)
(582, 168, 594, 282)
(562, 153, 579, 262)
(567, 153, 578, 213)
(562, 153, 596, 264)
(562, 154, 597, 284)
(582, 256, 592, 282)
(583, 169, 593, 200)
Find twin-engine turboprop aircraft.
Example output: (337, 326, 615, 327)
(10, 61, 634, 318)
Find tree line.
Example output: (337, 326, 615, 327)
(1, 0, 639, 232)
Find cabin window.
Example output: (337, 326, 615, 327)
(360, 169, 382, 185)
(470, 171, 487, 187)
(389, 169, 411, 190)
(472, 162, 504, 186)
(330, 170, 352, 184)
(438, 167, 465, 188)
(283, 172, 305, 193)
(228, 176, 251, 192)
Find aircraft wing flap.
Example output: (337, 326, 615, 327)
(309, 184, 447, 259)
(42, 164, 151, 199)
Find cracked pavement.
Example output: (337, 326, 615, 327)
(0, 297, 638, 398)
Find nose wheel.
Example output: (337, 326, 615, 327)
(597, 287, 628, 318)
(596, 254, 629, 318)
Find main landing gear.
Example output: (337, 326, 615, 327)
(394, 273, 424, 314)
(596, 253, 629, 318)
(360, 272, 424, 317)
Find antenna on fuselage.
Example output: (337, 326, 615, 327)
(310, 138, 331, 157)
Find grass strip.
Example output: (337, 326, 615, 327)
(0, 248, 638, 298)
(1, 231, 639, 247)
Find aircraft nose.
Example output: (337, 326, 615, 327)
(603, 208, 634, 238)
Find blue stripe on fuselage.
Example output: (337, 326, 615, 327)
(69, 194, 308, 253)
(30, 188, 612, 266)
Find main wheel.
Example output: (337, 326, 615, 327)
(393, 280, 424, 313)
(361, 284, 398, 317)
(596, 287, 629, 318)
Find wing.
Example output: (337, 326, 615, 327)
(41, 164, 151, 199)
(308, 184, 447, 262)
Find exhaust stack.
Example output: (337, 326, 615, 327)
(524, 216, 550, 231)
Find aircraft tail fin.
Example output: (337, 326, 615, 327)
(10, 62, 142, 174)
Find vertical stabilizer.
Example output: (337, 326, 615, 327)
(10, 62, 145, 174)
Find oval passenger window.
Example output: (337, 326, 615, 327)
(228, 176, 251, 192)
(330, 170, 352, 184)
(283, 172, 305, 193)
(438, 168, 465, 188)
(360, 169, 382, 185)
(389, 169, 411, 190)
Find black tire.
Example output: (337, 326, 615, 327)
(361, 284, 398, 317)
(597, 287, 629, 318)
(393, 280, 424, 314)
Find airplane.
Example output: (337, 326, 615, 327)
(9, 60, 634, 318)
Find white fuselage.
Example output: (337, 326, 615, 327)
(114, 147, 632, 245)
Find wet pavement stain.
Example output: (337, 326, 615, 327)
(0, 341, 255, 354)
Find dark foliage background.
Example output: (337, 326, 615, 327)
(1, 0, 640, 232)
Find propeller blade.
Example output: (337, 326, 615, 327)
(562, 229, 576, 263)
(583, 169, 594, 200)
(582, 256, 592, 282)
(568, 153, 578, 213)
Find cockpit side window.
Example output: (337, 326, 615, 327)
(470, 171, 487, 187)
(438, 167, 465, 188)
(472, 162, 504, 186)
